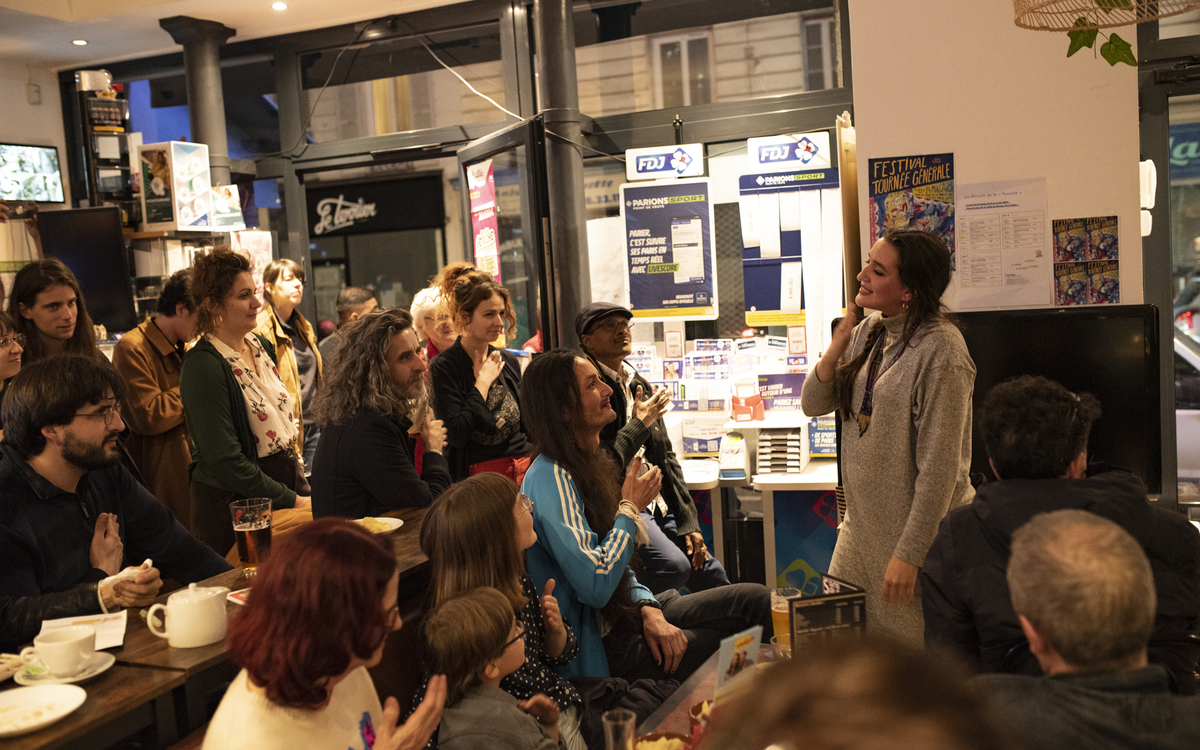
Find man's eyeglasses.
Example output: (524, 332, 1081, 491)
(0, 333, 25, 350)
(74, 403, 122, 426)
(518, 493, 533, 514)
(591, 319, 633, 334)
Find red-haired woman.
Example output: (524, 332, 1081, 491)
(203, 519, 446, 750)
(429, 265, 531, 483)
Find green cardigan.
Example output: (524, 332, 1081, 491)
(180, 336, 297, 509)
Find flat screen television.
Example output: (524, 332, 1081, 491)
(957, 305, 1161, 494)
(0, 143, 65, 203)
(36, 207, 138, 333)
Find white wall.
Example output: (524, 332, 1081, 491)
(0, 60, 70, 261)
(849, 0, 1142, 306)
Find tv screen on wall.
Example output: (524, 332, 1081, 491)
(958, 305, 1161, 494)
(36, 207, 138, 333)
(0, 143, 65, 203)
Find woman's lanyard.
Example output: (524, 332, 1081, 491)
(857, 328, 907, 437)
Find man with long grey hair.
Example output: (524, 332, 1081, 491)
(309, 307, 449, 518)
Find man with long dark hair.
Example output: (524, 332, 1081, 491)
(520, 349, 772, 683)
(577, 301, 730, 594)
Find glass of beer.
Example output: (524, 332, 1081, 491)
(771, 587, 800, 650)
(231, 498, 272, 573)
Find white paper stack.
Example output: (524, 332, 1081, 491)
(756, 428, 809, 474)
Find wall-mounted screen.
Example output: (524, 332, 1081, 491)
(0, 143, 65, 203)
(958, 305, 1161, 494)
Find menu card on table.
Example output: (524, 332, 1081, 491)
(789, 574, 866, 650)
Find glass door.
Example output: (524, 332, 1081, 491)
(457, 116, 554, 350)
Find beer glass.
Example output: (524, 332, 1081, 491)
(230, 498, 272, 572)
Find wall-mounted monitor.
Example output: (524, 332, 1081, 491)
(0, 143, 65, 203)
(958, 305, 1161, 494)
(37, 206, 138, 333)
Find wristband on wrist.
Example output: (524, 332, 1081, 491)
(618, 500, 639, 518)
(637, 598, 662, 611)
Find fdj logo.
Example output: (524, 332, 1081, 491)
(758, 137, 820, 165)
(636, 148, 695, 174)
(636, 155, 667, 173)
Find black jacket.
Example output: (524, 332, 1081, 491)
(0, 444, 232, 651)
(921, 470, 1200, 693)
(429, 339, 529, 481)
(591, 356, 699, 537)
(310, 410, 451, 518)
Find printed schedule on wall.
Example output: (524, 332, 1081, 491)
(620, 178, 717, 320)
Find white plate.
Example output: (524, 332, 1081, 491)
(14, 652, 115, 686)
(0, 684, 87, 737)
(353, 517, 404, 532)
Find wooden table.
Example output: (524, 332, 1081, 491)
(0, 665, 183, 750)
(637, 646, 777, 739)
(114, 507, 430, 735)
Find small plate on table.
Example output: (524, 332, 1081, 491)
(14, 653, 115, 686)
(635, 732, 692, 750)
(0, 684, 87, 737)
(354, 517, 404, 533)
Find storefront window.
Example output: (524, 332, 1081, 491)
(1160, 9, 1200, 39)
(575, 0, 839, 118)
(299, 25, 506, 143)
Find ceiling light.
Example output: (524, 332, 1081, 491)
(271, 2, 287, 8)
(72, 39, 88, 46)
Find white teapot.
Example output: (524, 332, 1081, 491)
(148, 583, 231, 648)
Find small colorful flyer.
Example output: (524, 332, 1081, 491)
(1087, 259, 1120, 304)
(1086, 215, 1118, 260)
(715, 625, 763, 691)
(1053, 217, 1087, 262)
(1054, 262, 1088, 306)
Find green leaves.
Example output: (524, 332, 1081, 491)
(1100, 33, 1137, 66)
(1064, 16, 1136, 67)
(1067, 17, 1098, 57)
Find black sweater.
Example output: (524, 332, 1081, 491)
(310, 410, 451, 518)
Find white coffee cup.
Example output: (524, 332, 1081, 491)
(19, 626, 96, 677)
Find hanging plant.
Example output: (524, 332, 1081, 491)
(1066, 16, 1137, 66)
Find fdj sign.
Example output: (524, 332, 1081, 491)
(747, 132, 832, 172)
(757, 137, 820, 165)
(625, 143, 705, 181)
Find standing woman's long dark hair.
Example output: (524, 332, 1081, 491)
(834, 230, 954, 418)
(8, 259, 100, 364)
(520, 348, 640, 631)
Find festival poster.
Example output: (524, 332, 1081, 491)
(620, 178, 717, 320)
(867, 153, 955, 267)
(1053, 217, 1087, 262)
(1087, 260, 1120, 304)
(1054, 262, 1089, 306)
(1086, 215, 1119, 260)
(467, 159, 500, 279)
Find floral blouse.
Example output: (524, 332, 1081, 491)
(206, 333, 298, 458)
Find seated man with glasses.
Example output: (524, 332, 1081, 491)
(0, 355, 231, 652)
(577, 302, 730, 594)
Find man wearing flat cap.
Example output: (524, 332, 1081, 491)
(577, 301, 730, 594)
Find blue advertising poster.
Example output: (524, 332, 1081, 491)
(620, 178, 717, 320)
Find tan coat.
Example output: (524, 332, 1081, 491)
(253, 306, 322, 454)
(112, 318, 193, 529)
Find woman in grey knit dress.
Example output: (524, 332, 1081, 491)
(801, 230, 975, 645)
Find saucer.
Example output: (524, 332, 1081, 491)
(354, 517, 403, 532)
(14, 652, 115, 686)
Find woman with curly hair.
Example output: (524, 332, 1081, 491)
(429, 264, 531, 483)
(203, 518, 446, 750)
(181, 247, 311, 555)
(801, 229, 976, 645)
(310, 308, 450, 519)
